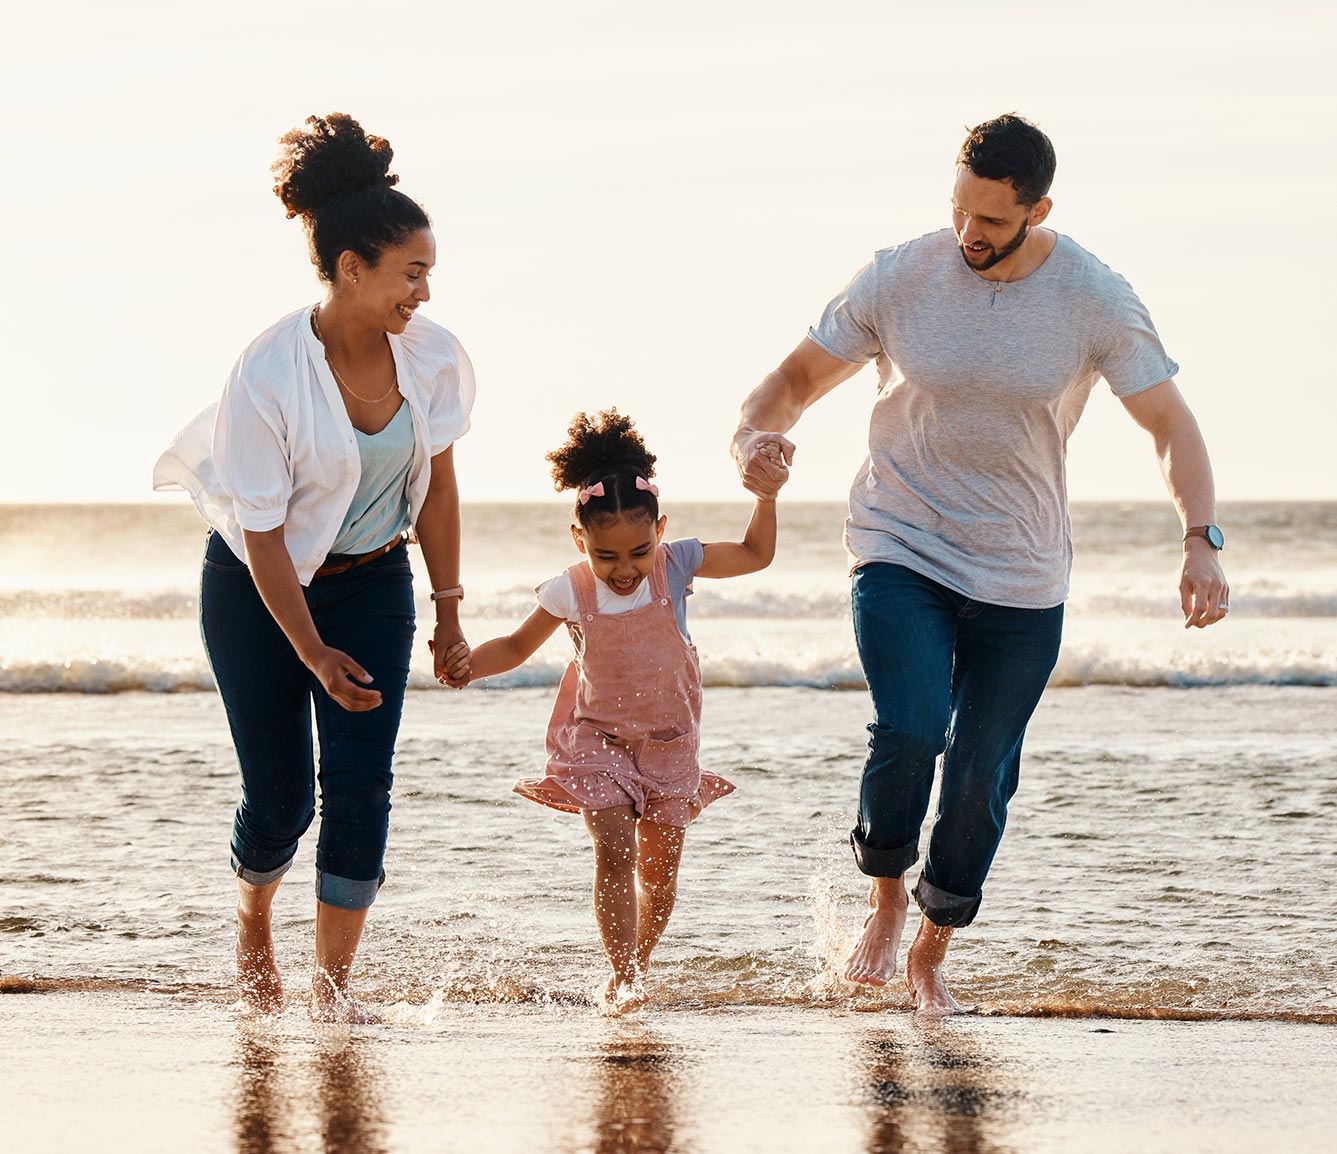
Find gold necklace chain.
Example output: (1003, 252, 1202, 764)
(311, 307, 400, 404)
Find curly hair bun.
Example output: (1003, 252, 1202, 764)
(547, 409, 657, 493)
(272, 113, 399, 220)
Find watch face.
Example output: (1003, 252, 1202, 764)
(1206, 525, 1225, 549)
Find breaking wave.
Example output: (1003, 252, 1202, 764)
(4, 649, 1336, 693)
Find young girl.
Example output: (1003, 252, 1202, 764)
(457, 409, 777, 1011)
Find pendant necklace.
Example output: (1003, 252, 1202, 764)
(311, 307, 399, 404)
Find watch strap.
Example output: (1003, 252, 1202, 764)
(1183, 525, 1224, 549)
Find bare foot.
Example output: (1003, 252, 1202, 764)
(236, 910, 284, 1016)
(904, 920, 972, 1018)
(843, 878, 908, 986)
(597, 972, 648, 1015)
(309, 971, 381, 1024)
(309, 986, 382, 1024)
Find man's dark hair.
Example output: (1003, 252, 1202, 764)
(957, 114, 1057, 206)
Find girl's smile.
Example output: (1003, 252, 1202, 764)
(572, 512, 667, 596)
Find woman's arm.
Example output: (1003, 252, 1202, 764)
(467, 605, 565, 682)
(241, 527, 383, 711)
(416, 444, 474, 685)
(695, 496, 778, 579)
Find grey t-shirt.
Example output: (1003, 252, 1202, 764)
(809, 228, 1178, 608)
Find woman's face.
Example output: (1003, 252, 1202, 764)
(343, 228, 436, 333)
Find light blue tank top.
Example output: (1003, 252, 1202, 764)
(329, 401, 413, 554)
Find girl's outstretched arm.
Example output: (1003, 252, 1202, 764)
(696, 495, 777, 578)
(465, 605, 565, 682)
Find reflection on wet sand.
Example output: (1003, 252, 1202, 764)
(234, 1031, 283, 1154)
(588, 1028, 682, 1154)
(233, 1027, 389, 1154)
(861, 1025, 1019, 1154)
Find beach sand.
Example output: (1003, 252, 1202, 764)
(4, 498, 1336, 1152)
(4, 990, 1335, 1153)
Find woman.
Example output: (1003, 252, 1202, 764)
(154, 113, 474, 1021)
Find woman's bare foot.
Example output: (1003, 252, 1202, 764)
(236, 902, 284, 1015)
(904, 919, 972, 1017)
(843, 877, 908, 986)
(309, 901, 376, 1023)
(309, 972, 382, 1024)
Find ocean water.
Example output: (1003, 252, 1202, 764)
(1, 500, 1335, 1028)
(3, 500, 1337, 694)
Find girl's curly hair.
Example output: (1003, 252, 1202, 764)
(271, 112, 430, 284)
(547, 409, 659, 526)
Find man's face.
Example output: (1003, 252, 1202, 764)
(950, 167, 1042, 273)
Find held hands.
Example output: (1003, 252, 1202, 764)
(732, 428, 795, 500)
(428, 624, 472, 688)
(306, 645, 383, 712)
(1180, 540, 1231, 629)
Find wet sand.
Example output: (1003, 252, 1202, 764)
(4, 991, 1335, 1153)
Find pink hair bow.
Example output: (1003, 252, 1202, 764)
(577, 482, 605, 505)
(636, 476, 659, 497)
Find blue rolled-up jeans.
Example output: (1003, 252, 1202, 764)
(200, 530, 415, 911)
(850, 563, 1063, 928)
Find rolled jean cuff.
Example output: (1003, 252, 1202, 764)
(316, 868, 386, 911)
(231, 854, 294, 888)
(850, 828, 919, 878)
(913, 878, 981, 928)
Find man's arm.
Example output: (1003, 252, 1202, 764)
(1120, 380, 1230, 629)
(731, 337, 864, 498)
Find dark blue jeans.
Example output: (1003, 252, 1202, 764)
(850, 563, 1063, 928)
(200, 531, 415, 910)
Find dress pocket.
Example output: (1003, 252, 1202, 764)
(638, 730, 699, 783)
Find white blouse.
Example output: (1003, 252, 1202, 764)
(153, 305, 475, 585)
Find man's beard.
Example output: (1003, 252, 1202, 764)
(958, 219, 1029, 272)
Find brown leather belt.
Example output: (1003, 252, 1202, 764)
(313, 535, 406, 579)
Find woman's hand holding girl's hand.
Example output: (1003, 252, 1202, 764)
(429, 626, 472, 688)
(306, 646, 383, 712)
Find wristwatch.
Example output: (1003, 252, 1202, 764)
(1184, 525, 1225, 550)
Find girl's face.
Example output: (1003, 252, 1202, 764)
(572, 511, 667, 596)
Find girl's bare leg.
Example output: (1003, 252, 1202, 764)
(236, 876, 284, 1014)
(633, 819, 686, 975)
(310, 901, 380, 1024)
(583, 806, 643, 1008)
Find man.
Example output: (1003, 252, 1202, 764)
(732, 114, 1229, 1016)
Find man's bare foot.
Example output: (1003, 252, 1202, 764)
(236, 910, 284, 1015)
(843, 877, 908, 986)
(309, 977, 382, 1024)
(904, 919, 972, 1017)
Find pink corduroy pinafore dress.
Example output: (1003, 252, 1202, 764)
(512, 548, 734, 827)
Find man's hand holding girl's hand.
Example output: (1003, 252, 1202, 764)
(731, 428, 795, 500)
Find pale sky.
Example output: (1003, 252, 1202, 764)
(3, 0, 1334, 504)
